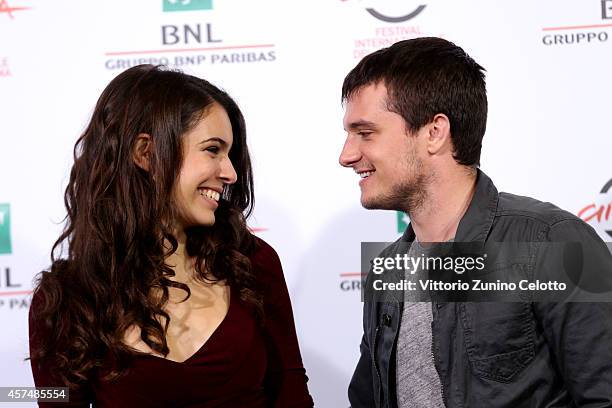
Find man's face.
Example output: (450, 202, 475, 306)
(339, 83, 430, 212)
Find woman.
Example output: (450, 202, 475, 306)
(29, 64, 314, 407)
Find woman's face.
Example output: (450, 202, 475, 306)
(174, 103, 237, 230)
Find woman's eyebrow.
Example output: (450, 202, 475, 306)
(198, 137, 228, 147)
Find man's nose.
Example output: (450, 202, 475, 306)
(339, 134, 361, 168)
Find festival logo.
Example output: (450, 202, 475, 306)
(365, 3, 426, 23)
(0, 0, 31, 19)
(578, 178, 612, 239)
(345, 0, 429, 60)
(342, 0, 426, 23)
(541, 0, 612, 46)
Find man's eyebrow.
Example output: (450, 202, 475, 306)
(346, 120, 378, 131)
(198, 137, 228, 146)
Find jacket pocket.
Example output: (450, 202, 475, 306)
(459, 301, 535, 382)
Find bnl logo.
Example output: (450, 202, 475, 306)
(163, 0, 212, 12)
(0, 204, 11, 255)
(603, 0, 612, 19)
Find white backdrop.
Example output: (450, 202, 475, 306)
(1, 0, 611, 407)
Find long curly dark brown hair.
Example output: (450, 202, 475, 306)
(29, 64, 261, 387)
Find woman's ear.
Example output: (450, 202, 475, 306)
(133, 133, 152, 171)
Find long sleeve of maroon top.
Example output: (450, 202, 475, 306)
(29, 238, 314, 408)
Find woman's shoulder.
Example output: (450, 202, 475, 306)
(248, 237, 285, 287)
(249, 236, 280, 264)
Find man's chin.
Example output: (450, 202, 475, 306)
(361, 196, 396, 211)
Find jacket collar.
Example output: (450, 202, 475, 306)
(400, 169, 499, 243)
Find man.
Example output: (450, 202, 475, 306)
(340, 37, 612, 407)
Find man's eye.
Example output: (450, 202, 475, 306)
(358, 131, 373, 138)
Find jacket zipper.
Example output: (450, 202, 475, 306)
(372, 324, 383, 407)
(431, 302, 448, 407)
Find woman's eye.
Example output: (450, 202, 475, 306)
(205, 146, 220, 154)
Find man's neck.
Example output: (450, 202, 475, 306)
(409, 169, 477, 243)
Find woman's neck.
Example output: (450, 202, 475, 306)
(165, 231, 192, 283)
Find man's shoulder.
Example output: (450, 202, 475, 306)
(496, 191, 582, 227)
(492, 191, 607, 245)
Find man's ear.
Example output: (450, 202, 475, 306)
(133, 133, 152, 171)
(426, 113, 452, 155)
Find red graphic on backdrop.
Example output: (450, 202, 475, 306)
(578, 178, 612, 239)
(0, 0, 31, 19)
(249, 227, 268, 233)
(579, 203, 612, 223)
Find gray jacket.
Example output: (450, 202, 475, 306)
(349, 170, 612, 407)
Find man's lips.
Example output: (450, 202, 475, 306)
(355, 169, 375, 179)
(356, 169, 375, 187)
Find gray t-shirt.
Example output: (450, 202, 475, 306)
(396, 240, 445, 408)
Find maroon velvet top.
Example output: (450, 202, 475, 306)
(29, 239, 314, 408)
